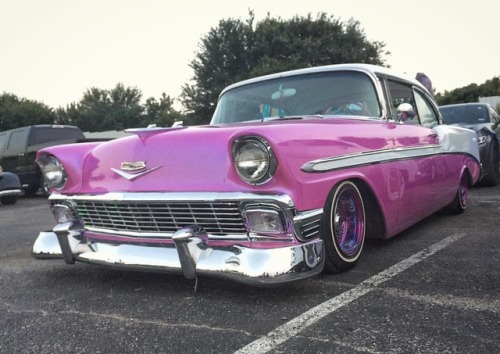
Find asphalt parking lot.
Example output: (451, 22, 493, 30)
(1, 187, 499, 354)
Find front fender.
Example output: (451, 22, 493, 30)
(0, 172, 22, 189)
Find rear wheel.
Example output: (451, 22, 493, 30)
(321, 181, 366, 273)
(447, 172, 469, 214)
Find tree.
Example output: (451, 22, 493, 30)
(142, 93, 184, 127)
(60, 84, 144, 132)
(180, 11, 388, 124)
(250, 14, 385, 77)
(180, 13, 256, 125)
(0, 93, 57, 131)
(435, 76, 500, 106)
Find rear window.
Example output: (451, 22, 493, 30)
(30, 127, 85, 146)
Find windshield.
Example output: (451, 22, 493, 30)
(440, 104, 489, 125)
(211, 71, 381, 125)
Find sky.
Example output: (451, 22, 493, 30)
(1, 0, 498, 110)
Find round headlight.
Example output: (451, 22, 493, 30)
(37, 155, 67, 189)
(233, 137, 277, 184)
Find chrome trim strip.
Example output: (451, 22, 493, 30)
(85, 225, 251, 241)
(85, 226, 292, 242)
(48, 191, 295, 207)
(294, 208, 323, 222)
(302, 145, 442, 172)
(0, 189, 23, 197)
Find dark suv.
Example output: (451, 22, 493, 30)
(0, 125, 86, 195)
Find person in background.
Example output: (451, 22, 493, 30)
(415, 72, 434, 95)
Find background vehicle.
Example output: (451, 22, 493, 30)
(0, 171, 22, 205)
(0, 125, 90, 196)
(439, 103, 500, 186)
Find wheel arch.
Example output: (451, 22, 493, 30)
(320, 177, 387, 240)
(350, 178, 387, 239)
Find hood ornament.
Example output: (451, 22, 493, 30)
(120, 161, 147, 171)
(111, 161, 161, 181)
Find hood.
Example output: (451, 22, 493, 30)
(47, 118, 412, 196)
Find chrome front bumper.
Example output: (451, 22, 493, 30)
(32, 225, 325, 286)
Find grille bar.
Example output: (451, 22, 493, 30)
(71, 201, 247, 236)
(299, 216, 322, 239)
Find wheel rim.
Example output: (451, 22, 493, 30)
(333, 184, 365, 257)
(458, 173, 469, 209)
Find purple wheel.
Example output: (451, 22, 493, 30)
(322, 181, 366, 273)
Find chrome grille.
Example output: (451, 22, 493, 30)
(68, 200, 247, 236)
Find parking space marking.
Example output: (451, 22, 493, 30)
(236, 233, 467, 354)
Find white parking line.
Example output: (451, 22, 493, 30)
(235, 233, 467, 354)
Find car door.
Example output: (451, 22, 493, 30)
(1, 127, 30, 184)
(382, 78, 444, 229)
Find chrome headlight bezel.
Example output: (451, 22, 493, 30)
(232, 136, 278, 185)
(36, 154, 67, 190)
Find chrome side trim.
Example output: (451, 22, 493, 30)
(0, 189, 22, 197)
(302, 145, 442, 172)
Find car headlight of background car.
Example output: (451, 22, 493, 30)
(232, 136, 277, 185)
(36, 155, 67, 189)
(476, 129, 489, 144)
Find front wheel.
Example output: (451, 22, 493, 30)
(321, 181, 366, 274)
(1, 195, 18, 205)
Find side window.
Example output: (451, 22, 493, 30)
(414, 91, 439, 128)
(6, 131, 27, 151)
(30, 128, 85, 146)
(385, 80, 415, 121)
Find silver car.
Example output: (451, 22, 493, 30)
(440, 102, 500, 186)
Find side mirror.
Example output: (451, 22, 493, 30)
(397, 103, 415, 122)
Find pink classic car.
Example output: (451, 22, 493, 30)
(32, 64, 480, 286)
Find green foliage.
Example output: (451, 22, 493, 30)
(1, 86, 185, 132)
(142, 93, 184, 127)
(181, 13, 256, 125)
(0, 93, 57, 131)
(181, 11, 388, 124)
(250, 14, 385, 77)
(59, 84, 184, 131)
(63, 84, 144, 132)
(435, 76, 500, 106)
